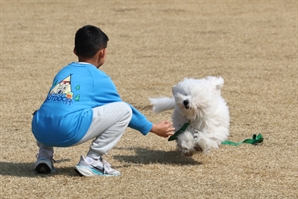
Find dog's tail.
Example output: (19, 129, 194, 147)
(149, 97, 176, 113)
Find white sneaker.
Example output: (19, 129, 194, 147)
(74, 156, 120, 177)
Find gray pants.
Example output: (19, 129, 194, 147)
(37, 102, 132, 160)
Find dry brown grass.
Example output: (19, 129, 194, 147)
(1, 0, 297, 198)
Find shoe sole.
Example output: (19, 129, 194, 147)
(35, 163, 51, 174)
(74, 168, 84, 177)
(74, 166, 120, 177)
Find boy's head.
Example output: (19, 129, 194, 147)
(74, 25, 109, 58)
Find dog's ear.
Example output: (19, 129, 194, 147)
(149, 97, 176, 113)
(206, 76, 224, 90)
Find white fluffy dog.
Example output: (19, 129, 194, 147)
(149, 76, 230, 156)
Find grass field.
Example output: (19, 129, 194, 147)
(1, 1, 297, 198)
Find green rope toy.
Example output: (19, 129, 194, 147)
(168, 123, 264, 146)
(222, 133, 264, 146)
(168, 123, 190, 141)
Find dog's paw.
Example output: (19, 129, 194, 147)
(177, 142, 195, 157)
(193, 131, 203, 152)
(181, 150, 194, 157)
(194, 145, 203, 152)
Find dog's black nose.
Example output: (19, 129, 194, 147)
(183, 99, 189, 108)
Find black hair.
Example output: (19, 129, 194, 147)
(74, 25, 109, 58)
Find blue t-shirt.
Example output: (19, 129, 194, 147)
(32, 62, 153, 147)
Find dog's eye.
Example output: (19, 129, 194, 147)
(184, 94, 188, 96)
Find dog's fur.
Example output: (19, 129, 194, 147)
(149, 76, 230, 156)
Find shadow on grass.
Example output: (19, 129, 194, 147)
(0, 148, 201, 177)
(0, 158, 78, 177)
(113, 147, 202, 166)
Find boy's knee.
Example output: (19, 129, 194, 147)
(118, 102, 132, 118)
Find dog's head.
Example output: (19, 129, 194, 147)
(172, 76, 224, 120)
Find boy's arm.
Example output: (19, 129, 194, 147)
(127, 104, 152, 135)
(127, 104, 174, 137)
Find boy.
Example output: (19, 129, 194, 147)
(32, 25, 175, 177)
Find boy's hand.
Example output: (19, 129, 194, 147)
(151, 121, 175, 138)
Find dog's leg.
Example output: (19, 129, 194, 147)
(194, 132, 219, 154)
(177, 131, 195, 156)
